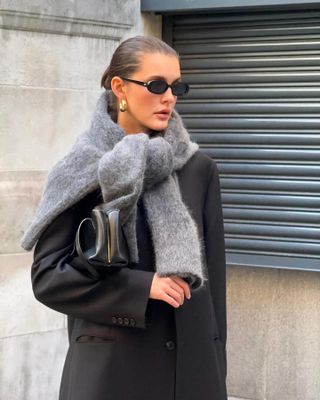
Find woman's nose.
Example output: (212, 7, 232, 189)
(161, 88, 176, 104)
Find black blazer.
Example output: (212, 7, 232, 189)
(31, 150, 227, 400)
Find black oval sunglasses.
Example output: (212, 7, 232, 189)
(120, 77, 189, 97)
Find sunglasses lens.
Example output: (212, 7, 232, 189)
(148, 80, 168, 94)
(172, 82, 189, 96)
(147, 80, 189, 96)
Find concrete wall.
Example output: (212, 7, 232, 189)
(0, 1, 160, 399)
(226, 266, 320, 400)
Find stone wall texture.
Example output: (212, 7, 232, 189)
(226, 267, 320, 400)
(1, 2, 319, 400)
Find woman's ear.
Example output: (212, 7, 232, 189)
(111, 76, 126, 101)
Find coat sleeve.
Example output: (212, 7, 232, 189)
(203, 161, 227, 361)
(31, 195, 155, 329)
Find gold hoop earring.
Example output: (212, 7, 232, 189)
(119, 99, 127, 112)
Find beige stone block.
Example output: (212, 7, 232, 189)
(226, 266, 278, 400)
(0, 253, 65, 338)
(0, 329, 68, 400)
(0, 170, 46, 254)
(0, 86, 101, 170)
(0, 29, 117, 89)
(265, 269, 320, 400)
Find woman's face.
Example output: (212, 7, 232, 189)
(115, 52, 181, 134)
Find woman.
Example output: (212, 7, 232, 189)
(21, 36, 227, 400)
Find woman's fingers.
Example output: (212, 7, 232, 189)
(166, 284, 185, 306)
(162, 292, 181, 308)
(170, 276, 191, 300)
(149, 273, 192, 307)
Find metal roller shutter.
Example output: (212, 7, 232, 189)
(165, 9, 320, 271)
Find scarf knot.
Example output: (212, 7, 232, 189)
(20, 91, 206, 290)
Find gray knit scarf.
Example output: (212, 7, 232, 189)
(21, 91, 206, 290)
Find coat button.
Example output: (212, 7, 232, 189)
(117, 317, 123, 325)
(124, 317, 129, 326)
(111, 316, 117, 324)
(166, 340, 176, 351)
(129, 318, 136, 327)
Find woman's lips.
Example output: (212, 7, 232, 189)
(154, 111, 170, 120)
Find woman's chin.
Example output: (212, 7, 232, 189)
(149, 121, 169, 132)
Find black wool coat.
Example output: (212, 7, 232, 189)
(31, 150, 227, 400)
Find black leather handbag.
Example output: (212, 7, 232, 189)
(75, 206, 129, 271)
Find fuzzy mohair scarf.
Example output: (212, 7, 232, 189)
(21, 91, 206, 290)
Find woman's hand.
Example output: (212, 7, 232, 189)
(149, 273, 191, 308)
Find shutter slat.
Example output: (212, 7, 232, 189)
(185, 118, 320, 130)
(221, 178, 320, 193)
(224, 208, 320, 225)
(191, 133, 320, 146)
(173, 11, 320, 25)
(219, 163, 320, 177)
(181, 56, 320, 70)
(225, 239, 320, 257)
(175, 42, 320, 55)
(178, 103, 320, 114)
(224, 223, 319, 240)
(222, 194, 320, 209)
(184, 87, 320, 99)
(183, 72, 320, 84)
(176, 29, 320, 41)
(205, 148, 320, 162)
